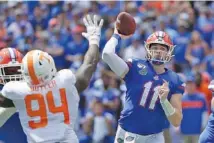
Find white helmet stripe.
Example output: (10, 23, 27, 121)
(8, 48, 16, 62)
(158, 31, 164, 39)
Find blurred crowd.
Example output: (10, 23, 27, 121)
(0, 1, 213, 143)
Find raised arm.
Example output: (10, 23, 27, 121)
(102, 27, 131, 78)
(75, 15, 103, 93)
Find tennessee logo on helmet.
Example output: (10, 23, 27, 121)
(23, 50, 57, 86)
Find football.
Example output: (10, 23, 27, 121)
(116, 12, 136, 36)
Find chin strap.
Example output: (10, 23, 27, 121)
(151, 60, 164, 65)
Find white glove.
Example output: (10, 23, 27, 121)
(82, 15, 104, 46)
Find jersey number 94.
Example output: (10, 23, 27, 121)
(24, 88, 70, 129)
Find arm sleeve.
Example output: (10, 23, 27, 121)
(168, 75, 185, 100)
(60, 69, 76, 84)
(172, 76, 185, 95)
(102, 36, 129, 78)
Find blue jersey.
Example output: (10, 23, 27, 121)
(199, 81, 214, 143)
(119, 59, 184, 135)
(200, 93, 214, 143)
(199, 113, 214, 143)
(181, 93, 207, 135)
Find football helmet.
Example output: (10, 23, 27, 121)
(145, 31, 175, 64)
(0, 48, 23, 85)
(22, 50, 57, 86)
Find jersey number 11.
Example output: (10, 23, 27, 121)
(139, 81, 160, 109)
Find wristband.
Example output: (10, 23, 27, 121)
(89, 35, 100, 46)
(160, 99, 176, 117)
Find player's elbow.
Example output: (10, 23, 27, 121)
(172, 113, 183, 127)
(79, 79, 90, 92)
(172, 120, 181, 127)
(102, 44, 115, 61)
(75, 76, 90, 93)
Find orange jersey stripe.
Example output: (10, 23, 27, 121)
(182, 101, 203, 108)
(27, 51, 40, 85)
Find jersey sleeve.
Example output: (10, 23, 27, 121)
(59, 69, 76, 84)
(171, 74, 185, 95)
(123, 58, 135, 82)
(1, 82, 21, 100)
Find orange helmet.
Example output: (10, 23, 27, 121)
(0, 48, 23, 85)
(145, 31, 175, 63)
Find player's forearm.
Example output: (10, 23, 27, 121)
(82, 44, 100, 82)
(75, 44, 99, 92)
(160, 99, 182, 127)
(167, 108, 182, 127)
(102, 35, 129, 78)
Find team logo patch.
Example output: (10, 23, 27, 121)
(125, 136, 134, 142)
(137, 63, 144, 68)
(137, 63, 147, 75)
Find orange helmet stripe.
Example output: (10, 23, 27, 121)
(27, 51, 40, 85)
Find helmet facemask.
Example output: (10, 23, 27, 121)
(0, 63, 23, 85)
(145, 43, 175, 65)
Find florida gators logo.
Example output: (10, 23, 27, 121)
(126, 136, 134, 142)
(138, 63, 147, 75)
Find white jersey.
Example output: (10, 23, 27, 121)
(1, 69, 79, 143)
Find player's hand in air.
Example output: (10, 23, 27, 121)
(82, 15, 104, 46)
(158, 79, 170, 102)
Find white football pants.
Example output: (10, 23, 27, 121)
(114, 125, 164, 143)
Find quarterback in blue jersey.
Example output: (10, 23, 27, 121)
(102, 25, 184, 142)
(199, 80, 214, 143)
(0, 48, 27, 143)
